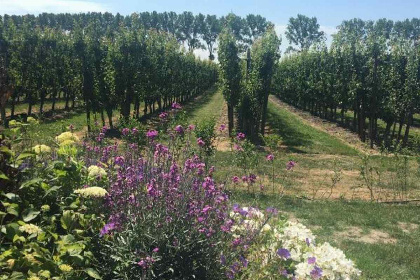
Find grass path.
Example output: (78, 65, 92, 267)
(268, 96, 361, 155)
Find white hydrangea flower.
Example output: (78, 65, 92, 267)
(87, 165, 107, 178)
(74, 186, 108, 198)
(32, 144, 51, 154)
(19, 224, 43, 235)
(56, 132, 79, 144)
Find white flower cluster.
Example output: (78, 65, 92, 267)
(74, 186, 108, 198)
(87, 165, 107, 178)
(19, 223, 43, 235)
(56, 132, 79, 145)
(231, 206, 361, 280)
(32, 144, 51, 155)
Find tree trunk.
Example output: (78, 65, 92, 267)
(260, 93, 269, 136)
(228, 104, 234, 136)
(402, 112, 413, 147)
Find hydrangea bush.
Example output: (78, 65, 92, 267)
(225, 205, 361, 280)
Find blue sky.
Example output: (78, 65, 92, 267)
(1, 0, 419, 58)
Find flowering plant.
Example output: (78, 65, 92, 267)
(223, 205, 361, 280)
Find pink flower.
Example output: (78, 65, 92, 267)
(232, 176, 239, 183)
(234, 144, 243, 151)
(146, 130, 158, 139)
(122, 128, 130, 136)
(188, 124, 196, 131)
(172, 102, 182, 109)
(132, 128, 139, 135)
(197, 137, 205, 147)
(159, 112, 168, 120)
(266, 154, 274, 161)
(286, 160, 296, 170)
(152, 247, 159, 253)
(175, 125, 184, 134)
(236, 132, 245, 141)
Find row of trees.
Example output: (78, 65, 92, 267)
(275, 18, 420, 148)
(0, 13, 229, 129)
(1, 11, 271, 60)
(218, 26, 281, 141)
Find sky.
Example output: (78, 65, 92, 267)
(1, 0, 420, 58)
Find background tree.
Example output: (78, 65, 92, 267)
(285, 14, 325, 52)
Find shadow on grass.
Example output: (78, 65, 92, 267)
(266, 106, 313, 154)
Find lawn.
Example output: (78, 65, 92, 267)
(267, 102, 359, 155)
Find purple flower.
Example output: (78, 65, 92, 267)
(286, 160, 296, 170)
(197, 137, 205, 147)
(159, 112, 168, 120)
(234, 144, 243, 151)
(138, 260, 147, 269)
(277, 248, 291, 259)
(122, 128, 130, 136)
(248, 174, 257, 183)
(266, 154, 274, 161)
(100, 222, 116, 237)
(175, 125, 184, 135)
(306, 237, 311, 246)
(114, 156, 125, 166)
(232, 176, 239, 183)
(146, 130, 158, 139)
(310, 266, 323, 279)
(266, 207, 279, 216)
(219, 124, 226, 131)
(239, 256, 248, 268)
(132, 128, 139, 135)
(220, 254, 226, 265)
(172, 102, 182, 109)
(152, 247, 159, 253)
(236, 132, 245, 141)
(308, 257, 316, 264)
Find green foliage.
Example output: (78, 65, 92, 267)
(0, 136, 104, 280)
(195, 118, 217, 157)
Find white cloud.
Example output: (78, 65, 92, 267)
(0, 0, 110, 15)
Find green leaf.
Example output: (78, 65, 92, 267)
(0, 172, 9, 180)
(0, 146, 13, 157)
(3, 193, 20, 201)
(20, 178, 43, 189)
(22, 208, 40, 222)
(16, 152, 35, 161)
(6, 203, 19, 216)
(60, 210, 76, 231)
(85, 268, 102, 279)
(43, 185, 62, 197)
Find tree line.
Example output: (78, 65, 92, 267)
(0, 11, 271, 129)
(275, 17, 420, 149)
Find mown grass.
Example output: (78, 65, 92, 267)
(267, 102, 359, 155)
(234, 193, 420, 280)
(184, 86, 224, 124)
